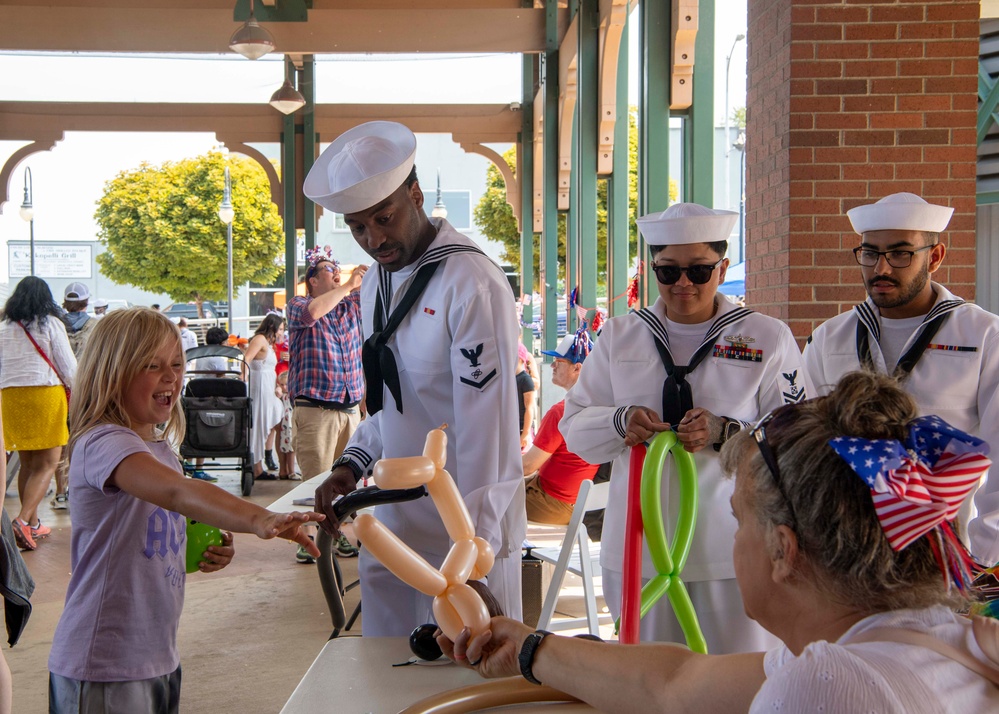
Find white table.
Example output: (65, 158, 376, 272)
(265, 472, 329, 514)
(281, 637, 594, 713)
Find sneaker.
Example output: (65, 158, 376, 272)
(191, 470, 218, 482)
(51, 492, 69, 510)
(334, 534, 359, 558)
(296, 544, 316, 564)
(12, 519, 36, 551)
(30, 520, 52, 539)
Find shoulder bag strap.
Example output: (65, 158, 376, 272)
(17, 321, 67, 389)
(848, 623, 999, 687)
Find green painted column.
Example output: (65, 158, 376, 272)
(282, 108, 297, 306)
(687, 0, 714, 206)
(608, 15, 631, 318)
(541, 0, 560, 357)
(302, 55, 317, 253)
(638, 0, 672, 307)
(567, 117, 578, 335)
(521, 53, 536, 349)
(577, 0, 599, 330)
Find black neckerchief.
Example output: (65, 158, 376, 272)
(362, 240, 494, 415)
(854, 297, 965, 377)
(633, 304, 754, 425)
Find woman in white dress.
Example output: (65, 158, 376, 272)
(244, 313, 285, 480)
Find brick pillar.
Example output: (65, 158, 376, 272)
(745, 0, 980, 343)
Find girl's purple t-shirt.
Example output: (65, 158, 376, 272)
(48, 424, 187, 681)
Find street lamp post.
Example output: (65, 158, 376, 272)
(431, 168, 448, 219)
(18, 167, 35, 276)
(218, 167, 235, 334)
(732, 132, 747, 264)
(723, 33, 746, 212)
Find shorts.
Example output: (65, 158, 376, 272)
(49, 666, 182, 714)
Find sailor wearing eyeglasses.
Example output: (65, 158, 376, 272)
(561, 202, 809, 654)
(802, 192, 999, 567)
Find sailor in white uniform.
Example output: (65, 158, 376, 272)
(305, 121, 525, 636)
(561, 203, 809, 654)
(803, 192, 999, 566)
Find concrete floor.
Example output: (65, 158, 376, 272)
(4, 464, 606, 712)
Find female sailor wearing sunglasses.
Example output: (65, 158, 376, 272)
(560, 202, 812, 654)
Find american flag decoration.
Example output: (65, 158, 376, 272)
(828, 415, 991, 553)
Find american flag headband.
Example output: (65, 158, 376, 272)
(827, 415, 990, 591)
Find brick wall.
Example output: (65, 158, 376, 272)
(745, 0, 980, 343)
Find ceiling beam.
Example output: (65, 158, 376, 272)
(0, 4, 568, 54)
(0, 102, 522, 144)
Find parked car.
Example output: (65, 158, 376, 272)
(162, 302, 221, 320)
(531, 311, 567, 341)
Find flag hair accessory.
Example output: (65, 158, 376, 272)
(305, 245, 339, 269)
(828, 415, 990, 591)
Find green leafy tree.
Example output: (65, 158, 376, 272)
(732, 106, 747, 130)
(95, 151, 283, 314)
(474, 108, 676, 291)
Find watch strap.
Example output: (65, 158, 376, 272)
(331, 455, 363, 483)
(712, 417, 741, 452)
(519, 629, 553, 685)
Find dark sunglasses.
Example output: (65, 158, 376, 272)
(652, 259, 723, 285)
(751, 411, 798, 527)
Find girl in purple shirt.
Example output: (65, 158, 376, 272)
(48, 308, 323, 714)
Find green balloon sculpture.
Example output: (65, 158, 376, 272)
(621, 430, 707, 653)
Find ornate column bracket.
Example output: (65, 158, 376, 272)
(0, 136, 62, 214)
(215, 136, 284, 215)
(558, 14, 579, 211)
(596, 0, 631, 175)
(456, 139, 522, 231)
(671, 0, 698, 110)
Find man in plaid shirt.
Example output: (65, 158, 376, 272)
(287, 252, 368, 491)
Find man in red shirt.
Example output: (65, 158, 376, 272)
(522, 329, 596, 524)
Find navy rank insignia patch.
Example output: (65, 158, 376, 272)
(781, 369, 806, 403)
(457, 341, 498, 391)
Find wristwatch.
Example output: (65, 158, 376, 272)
(712, 417, 742, 452)
(330, 455, 363, 483)
(518, 629, 553, 685)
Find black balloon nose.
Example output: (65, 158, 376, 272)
(409, 623, 444, 661)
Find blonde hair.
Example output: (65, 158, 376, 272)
(69, 308, 186, 453)
(721, 371, 962, 613)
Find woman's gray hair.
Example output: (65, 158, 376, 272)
(720, 370, 964, 613)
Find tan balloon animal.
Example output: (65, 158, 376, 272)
(352, 425, 496, 640)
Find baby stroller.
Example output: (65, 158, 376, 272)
(180, 345, 255, 497)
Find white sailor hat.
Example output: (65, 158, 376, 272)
(304, 121, 418, 214)
(636, 203, 738, 246)
(847, 192, 954, 235)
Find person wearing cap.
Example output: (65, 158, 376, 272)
(522, 329, 598, 525)
(803, 192, 999, 566)
(560, 203, 810, 654)
(306, 120, 526, 635)
(91, 298, 109, 319)
(62, 282, 95, 358)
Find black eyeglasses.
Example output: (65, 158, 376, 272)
(651, 259, 723, 285)
(751, 411, 797, 527)
(852, 245, 935, 269)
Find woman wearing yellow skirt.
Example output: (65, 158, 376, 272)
(0, 277, 76, 551)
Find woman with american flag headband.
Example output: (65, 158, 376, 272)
(437, 370, 999, 713)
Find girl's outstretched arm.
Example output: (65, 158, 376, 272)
(110, 452, 323, 556)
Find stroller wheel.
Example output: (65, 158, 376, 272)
(241, 469, 254, 497)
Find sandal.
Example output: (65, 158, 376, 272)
(279, 473, 303, 481)
(256, 472, 278, 481)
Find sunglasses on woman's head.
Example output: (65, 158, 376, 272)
(652, 259, 723, 285)
(751, 410, 798, 528)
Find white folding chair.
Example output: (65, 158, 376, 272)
(530, 479, 610, 635)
